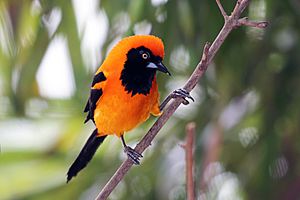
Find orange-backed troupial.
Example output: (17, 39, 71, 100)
(67, 35, 193, 182)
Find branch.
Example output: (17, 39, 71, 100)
(95, 0, 268, 199)
(238, 17, 269, 28)
(216, 0, 228, 20)
(184, 122, 196, 200)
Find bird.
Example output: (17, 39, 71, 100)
(66, 35, 193, 183)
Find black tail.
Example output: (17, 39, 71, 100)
(67, 129, 106, 183)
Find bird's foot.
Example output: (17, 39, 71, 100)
(124, 146, 143, 165)
(171, 88, 194, 105)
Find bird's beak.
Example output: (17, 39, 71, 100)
(146, 61, 171, 76)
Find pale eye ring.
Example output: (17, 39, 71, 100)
(142, 52, 149, 60)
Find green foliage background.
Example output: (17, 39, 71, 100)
(1, 0, 300, 199)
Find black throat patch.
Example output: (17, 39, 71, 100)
(120, 46, 157, 96)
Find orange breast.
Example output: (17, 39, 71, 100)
(94, 73, 160, 137)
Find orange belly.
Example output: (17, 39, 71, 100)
(94, 77, 160, 137)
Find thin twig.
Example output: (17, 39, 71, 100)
(95, 0, 268, 199)
(238, 17, 269, 28)
(216, 0, 228, 20)
(185, 122, 196, 200)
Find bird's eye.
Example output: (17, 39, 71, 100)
(142, 53, 149, 60)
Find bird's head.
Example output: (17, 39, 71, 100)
(125, 45, 170, 76)
(108, 35, 170, 96)
(121, 35, 170, 76)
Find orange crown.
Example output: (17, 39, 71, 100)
(117, 35, 165, 58)
(98, 35, 165, 74)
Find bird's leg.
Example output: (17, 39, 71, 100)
(121, 135, 143, 165)
(160, 88, 195, 111)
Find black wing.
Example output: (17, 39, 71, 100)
(84, 72, 106, 123)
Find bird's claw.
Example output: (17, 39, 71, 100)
(172, 88, 194, 105)
(124, 146, 143, 165)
